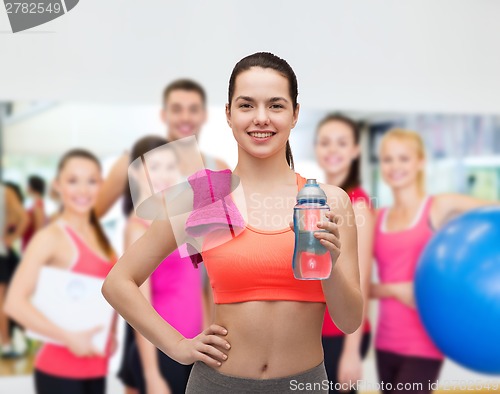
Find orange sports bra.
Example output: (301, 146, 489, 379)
(201, 173, 326, 304)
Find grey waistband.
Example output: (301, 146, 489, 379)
(186, 360, 328, 393)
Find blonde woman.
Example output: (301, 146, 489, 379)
(371, 129, 496, 393)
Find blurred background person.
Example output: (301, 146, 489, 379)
(95, 79, 229, 330)
(95, 79, 229, 218)
(5, 149, 117, 394)
(371, 129, 499, 394)
(22, 175, 47, 251)
(315, 114, 374, 393)
(47, 181, 63, 223)
(0, 182, 28, 358)
(118, 135, 203, 394)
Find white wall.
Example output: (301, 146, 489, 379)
(3, 103, 239, 164)
(1, 0, 500, 114)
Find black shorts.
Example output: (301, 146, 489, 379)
(117, 323, 137, 388)
(0, 248, 19, 284)
(129, 339, 193, 394)
(35, 370, 105, 394)
(322, 332, 372, 394)
(376, 349, 443, 394)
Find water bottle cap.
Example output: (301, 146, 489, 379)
(297, 179, 327, 203)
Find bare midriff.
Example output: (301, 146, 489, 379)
(210, 300, 325, 379)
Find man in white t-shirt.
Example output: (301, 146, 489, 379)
(95, 79, 229, 218)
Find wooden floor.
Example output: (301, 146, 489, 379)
(1, 349, 499, 393)
(0, 336, 40, 377)
(0, 350, 35, 377)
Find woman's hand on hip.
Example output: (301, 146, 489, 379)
(172, 324, 230, 368)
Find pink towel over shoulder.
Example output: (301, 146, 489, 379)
(185, 169, 245, 239)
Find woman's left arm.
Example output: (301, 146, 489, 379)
(316, 185, 363, 334)
(433, 193, 499, 229)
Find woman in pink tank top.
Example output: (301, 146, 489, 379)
(5, 149, 116, 394)
(315, 114, 374, 394)
(372, 129, 497, 393)
(120, 136, 203, 394)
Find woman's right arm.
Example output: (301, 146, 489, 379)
(370, 282, 415, 308)
(102, 215, 231, 368)
(94, 153, 129, 218)
(124, 220, 171, 393)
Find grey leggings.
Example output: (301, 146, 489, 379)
(186, 360, 328, 394)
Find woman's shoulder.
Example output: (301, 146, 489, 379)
(38, 220, 65, 239)
(125, 215, 149, 240)
(318, 182, 349, 198)
(430, 193, 451, 209)
(126, 214, 149, 228)
(318, 182, 352, 212)
(24, 221, 67, 253)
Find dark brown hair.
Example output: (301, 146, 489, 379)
(122, 135, 169, 216)
(28, 175, 46, 195)
(57, 149, 114, 259)
(163, 79, 206, 107)
(227, 52, 298, 170)
(4, 181, 24, 204)
(316, 113, 362, 192)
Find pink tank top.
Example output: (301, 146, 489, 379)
(35, 223, 115, 378)
(374, 197, 443, 359)
(131, 217, 202, 339)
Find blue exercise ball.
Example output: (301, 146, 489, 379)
(415, 206, 500, 374)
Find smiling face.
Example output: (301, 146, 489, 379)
(226, 67, 299, 160)
(161, 89, 207, 141)
(380, 136, 425, 191)
(55, 157, 102, 215)
(315, 120, 360, 176)
(132, 147, 180, 196)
